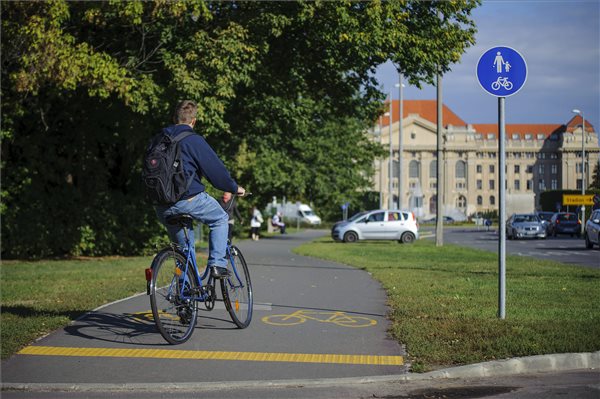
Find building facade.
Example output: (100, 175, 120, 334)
(372, 100, 599, 220)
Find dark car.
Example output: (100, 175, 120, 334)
(548, 212, 581, 237)
(535, 211, 555, 233)
(584, 209, 600, 249)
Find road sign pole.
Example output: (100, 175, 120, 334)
(477, 46, 527, 320)
(498, 97, 506, 320)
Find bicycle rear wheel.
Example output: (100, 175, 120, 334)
(150, 248, 198, 344)
(221, 245, 253, 328)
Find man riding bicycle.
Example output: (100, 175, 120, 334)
(155, 100, 246, 278)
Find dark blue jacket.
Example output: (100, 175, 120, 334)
(162, 124, 238, 199)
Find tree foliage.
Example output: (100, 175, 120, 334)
(1, 0, 480, 258)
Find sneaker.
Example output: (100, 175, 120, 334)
(210, 266, 231, 278)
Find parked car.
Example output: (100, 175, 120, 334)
(331, 210, 419, 244)
(548, 212, 582, 237)
(584, 209, 600, 249)
(535, 211, 555, 233)
(506, 213, 547, 240)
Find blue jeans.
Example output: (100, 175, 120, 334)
(155, 192, 229, 268)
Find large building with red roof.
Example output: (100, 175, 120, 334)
(373, 100, 599, 219)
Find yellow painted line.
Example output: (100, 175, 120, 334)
(17, 346, 403, 366)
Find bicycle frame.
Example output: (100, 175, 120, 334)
(166, 224, 212, 304)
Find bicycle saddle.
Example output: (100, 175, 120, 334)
(165, 214, 194, 226)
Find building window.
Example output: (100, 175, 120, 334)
(551, 179, 558, 190)
(514, 165, 520, 174)
(487, 133, 496, 140)
(477, 195, 483, 205)
(456, 195, 467, 210)
(525, 133, 533, 140)
(456, 160, 467, 179)
(514, 180, 520, 191)
(527, 179, 533, 190)
(411, 132, 416, 139)
(477, 180, 482, 190)
(490, 196, 496, 205)
(409, 160, 420, 178)
(538, 164, 545, 174)
(489, 152, 497, 159)
(456, 181, 466, 190)
(429, 160, 437, 178)
(489, 165, 495, 173)
(550, 153, 558, 159)
(392, 160, 400, 178)
(512, 133, 520, 140)
(577, 179, 582, 190)
(526, 152, 534, 159)
(476, 165, 482, 173)
(527, 165, 533, 174)
(430, 181, 437, 189)
(429, 195, 437, 214)
(537, 133, 545, 140)
(551, 164, 557, 174)
(489, 180, 495, 190)
(538, 180, 546, 191)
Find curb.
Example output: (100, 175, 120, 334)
(3, 351, 598, 393)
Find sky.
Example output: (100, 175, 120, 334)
(375, 0, 600, 132)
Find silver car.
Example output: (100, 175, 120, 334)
(506, 213, 547, 240)
(331, 210, 419, 244)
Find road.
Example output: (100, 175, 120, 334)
(423, 226, 599, 268)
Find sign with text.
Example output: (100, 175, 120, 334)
(563, 194, 595, 206)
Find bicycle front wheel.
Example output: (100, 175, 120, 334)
(150, 248, 198, 344)
(221, 245, 253, 328)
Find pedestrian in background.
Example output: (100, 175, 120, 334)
(250, 206, 263, 241)
(271, 211, 286, 234)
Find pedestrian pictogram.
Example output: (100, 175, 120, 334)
(477, 46, 527, 97)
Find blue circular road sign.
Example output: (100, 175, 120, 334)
(477, 46, 527, 97)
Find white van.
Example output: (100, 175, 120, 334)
(267, 201, 321, 225)
(293, 204, 321, 225)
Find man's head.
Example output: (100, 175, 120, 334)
(173, 100, 197, 127)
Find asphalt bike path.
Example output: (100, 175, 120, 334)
(2, 230, 407, 387)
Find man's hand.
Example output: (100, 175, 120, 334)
(237, 186, 246, 197)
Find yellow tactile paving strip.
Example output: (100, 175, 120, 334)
(18, 346, 403, 366)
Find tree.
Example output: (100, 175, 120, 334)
(1, 0, 480, 257)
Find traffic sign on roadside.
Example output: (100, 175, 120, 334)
(477, 46, 527, 97)
(563, 194, 595, 206)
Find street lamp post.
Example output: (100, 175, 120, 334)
(378, 116, 384, 209)
(388, 92, 394, 210)
(396, 76, 405, 210)
(572, 109, 586, 236)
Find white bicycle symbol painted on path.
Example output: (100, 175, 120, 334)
(491, 76, 513, 91)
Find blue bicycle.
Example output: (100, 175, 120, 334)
(146, 196, 253, 344)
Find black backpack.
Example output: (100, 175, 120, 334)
(142, 130, 195, 205)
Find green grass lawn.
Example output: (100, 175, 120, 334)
(294, 238, 600, 372)
(0, 256, 155, 359)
